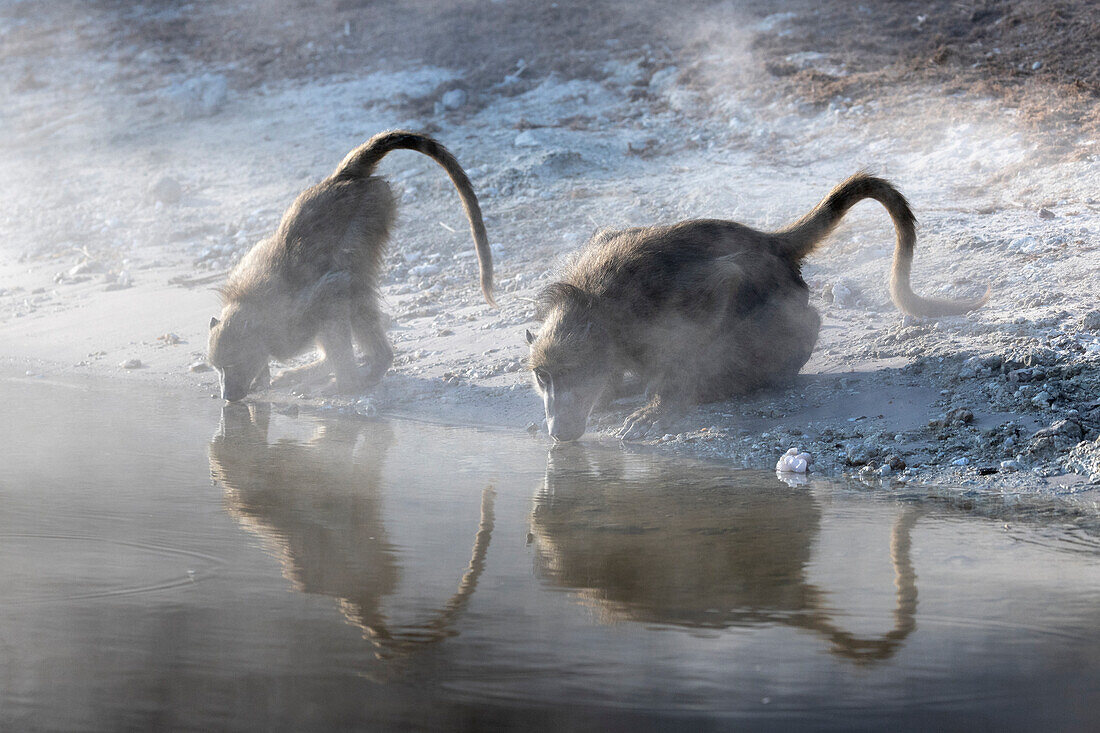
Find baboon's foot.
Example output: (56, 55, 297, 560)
(357, 354, 392, 388)
(618, 400, 679, 441)
(315, 377, 345, 397)
(271, 360, 331, 389)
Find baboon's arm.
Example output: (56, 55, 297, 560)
(617, 388, 686, 441)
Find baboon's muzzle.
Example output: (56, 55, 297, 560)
(547, 413, 588, 443)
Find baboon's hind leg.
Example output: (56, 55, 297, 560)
(317, 317, 361, 394)
(762, 304, 820, 388)
(352, 304, 394, 387)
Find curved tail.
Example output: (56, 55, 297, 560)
(335, 130, 496, 307)
(773, 173, 988, 317)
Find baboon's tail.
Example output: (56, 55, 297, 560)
(773, 173, 988, 318)
(335, 130, 496, 307)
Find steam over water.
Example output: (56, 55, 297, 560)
(2, 372, 1100, 730)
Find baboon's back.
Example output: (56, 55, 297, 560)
(274, 176, 396, 290)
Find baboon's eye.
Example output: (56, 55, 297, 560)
(533, 368, 550, 388)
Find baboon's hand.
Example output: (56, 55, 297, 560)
(618, 401, 669, 441)
(251, 363, 271, 391)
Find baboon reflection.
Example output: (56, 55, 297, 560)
(209, 403, 494, 658)
(530, 446, 917, 664)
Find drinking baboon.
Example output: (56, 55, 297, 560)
(529, 445, 918, 663)
(208, 131, 493, 401)
(527, 174, 988, 440)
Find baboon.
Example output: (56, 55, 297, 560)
(209, 404, 496, 658)
(529, 444, 918, 663)
(208, 131, 494, 402)
(526, 173, 988, 441)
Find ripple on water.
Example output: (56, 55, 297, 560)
(0, 533, 224, 605)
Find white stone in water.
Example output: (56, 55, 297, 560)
(776, 447, 811, 473)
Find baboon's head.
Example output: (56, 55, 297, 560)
(207, 303, 269, 402)
(527, 285, 613, 442)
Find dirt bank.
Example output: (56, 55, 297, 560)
(1, 0, 1097, 499)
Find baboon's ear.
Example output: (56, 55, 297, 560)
(525, 329, 537, 345)
(209, 316, 220, 330)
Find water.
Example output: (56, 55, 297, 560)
(2, 374, 1100, 731)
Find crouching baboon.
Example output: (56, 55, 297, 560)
(526, 173, 988, 441)
(208, 131, 494, 402)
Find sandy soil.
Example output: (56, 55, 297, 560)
(1, 0, 1098, 499)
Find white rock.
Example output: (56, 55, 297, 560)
(409, 263, 441, 277)
(514, 130, 540, 148)
(441, 88, 467, 110)
(162, 73, 229, 118)
(149, 176, 182, 204)
(776, 447, 812, 473)
(647, 66, 680, 95)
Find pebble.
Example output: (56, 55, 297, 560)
(189, 361, 212, 373)
(162, 72, 229, 117)
(149, 176, 183, 205)
(69, 260, 103, 277)
(441, 88, 467, 110)
(119, 358, 142, 369)
(844, 443, 874, 466)
(409, 263, 440, 277)
(1030, 391, 1052, 408)
(526, 422, 540, 434)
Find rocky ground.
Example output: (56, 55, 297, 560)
(1, 0, 1098, 500)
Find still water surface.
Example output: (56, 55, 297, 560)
(2, 375, 1100, 731)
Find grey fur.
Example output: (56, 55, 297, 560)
(527, 173, 988, 441)
(208, 131, 494, 401)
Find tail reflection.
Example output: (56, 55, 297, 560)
(209, 403, 494, 658)
(530, 445, 918, 664)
